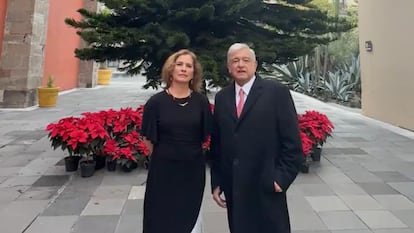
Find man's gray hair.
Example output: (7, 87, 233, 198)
(227, 43, 256, 63)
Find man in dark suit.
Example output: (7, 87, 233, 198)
(210, 43, 303, 233)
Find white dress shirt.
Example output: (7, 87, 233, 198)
(235, 75, 256, 105)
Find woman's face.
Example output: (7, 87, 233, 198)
(171, 54, 194, 85)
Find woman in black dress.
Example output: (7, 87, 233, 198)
(141, 49, 212, 233)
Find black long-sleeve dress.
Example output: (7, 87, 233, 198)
(141, 90, 212, 233)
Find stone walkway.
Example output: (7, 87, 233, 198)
(0, 77, 414, 233)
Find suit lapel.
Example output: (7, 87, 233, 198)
(237, 76, 263, 125)
(223, 84, 237, 122)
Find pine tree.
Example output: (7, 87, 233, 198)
(65, 0, 352, 89)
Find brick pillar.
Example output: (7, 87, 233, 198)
(77, 0, 98, 88)
(0, 0, 49, 108)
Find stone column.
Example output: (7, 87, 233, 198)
(77, 0, 98, 88)
(0, 0, 49, 108)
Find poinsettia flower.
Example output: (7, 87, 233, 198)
(47, 125, 60, 138)
(202, 136, 211, 150)
(46, 122, 56, 132)
(103, 139, 119, 155)
(300, 132, 313, 156)
(89, 124, 108, 140)
(137, 141, 150, 156)
(67, 139, 79, 150)
(113, 120, 128, 133)
(69, 130, 88, 143)
(118, 147, 136, 161)
(298, 110, 334, 147)
(60, 128, 73, 141)
(123, 133, 139, 144)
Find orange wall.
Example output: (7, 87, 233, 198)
(43, 0, 83, 90)
(0, 0, 7, 60)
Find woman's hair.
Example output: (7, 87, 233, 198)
(161, 49, 203, 92)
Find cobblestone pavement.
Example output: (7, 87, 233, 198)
(1, 77, 414, 233)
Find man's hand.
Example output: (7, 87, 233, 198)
(274, 182, 283, 192)
(212, 186, 226, 208)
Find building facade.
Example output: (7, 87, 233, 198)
(0, 0, 98, 108)
(1, 0, 413, 132)
(359, 0, 414, 131)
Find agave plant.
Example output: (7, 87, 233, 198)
(340, 54, 360, 93)
(264, 55, 320, 96)
(294, 72, 316, 96)
(324, 70, 354, 101)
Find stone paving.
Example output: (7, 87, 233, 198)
(1, 77, 414, 233)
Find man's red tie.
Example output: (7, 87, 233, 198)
(237, 89, 244, 118)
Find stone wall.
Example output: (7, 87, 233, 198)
(0, 0, 98, 108)
(77, 0, 98, 88)
(0, 0, 49, 108)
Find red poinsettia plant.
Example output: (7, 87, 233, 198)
(46, 107, 150, 168)
(300, 131, 314, 156)
(46, 102, 332, 168)
(202, 103, 215, 152)
(46, 116, 109, 159)
(98, 106, 150, 168)
(83, 107, 150, 167)
(298, 110, 334, 155)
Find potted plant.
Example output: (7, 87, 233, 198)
(75, 118, 108, 177)
(298, 110, 334, 162)
(80, 111, 109, 170)
(110, 131, 149, 172)
(38, 75, 59, 107)
(101, 107, 148, 171)
(46, 117, 82, 171)
(102, 138, 139, 173)
(93, 153, 107, 170)
(84, 106, 150, 171)
(106, 157, 117, 171)
(299, 131, 313, 173)
(97, 61, 112, 85)
(102, 139, 119, 171)
(46, 106, 153, 175)
(45, 116, 108, 176)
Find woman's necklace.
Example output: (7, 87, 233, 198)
(166, 88, 192, 107)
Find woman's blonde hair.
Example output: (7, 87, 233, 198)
(161, 49, 203, 92)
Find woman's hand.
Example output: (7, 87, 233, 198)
(212, 186, 226, 208)
(143, 137, 153, 154)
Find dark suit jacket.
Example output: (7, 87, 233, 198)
(210, 76, 303, 233)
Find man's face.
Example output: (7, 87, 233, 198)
(227, 48, 257, 86)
